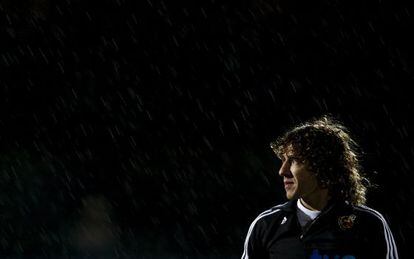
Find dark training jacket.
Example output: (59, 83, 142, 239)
(241, 199, 398, 259)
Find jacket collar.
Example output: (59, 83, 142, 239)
(278, 198, 349, 214)
(279, 199, 297, 212)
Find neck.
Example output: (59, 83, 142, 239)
(300, 189, 329, 211)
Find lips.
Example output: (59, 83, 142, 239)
(284, 181, 294, 188)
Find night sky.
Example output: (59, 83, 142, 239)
(1, 0, 413, 258)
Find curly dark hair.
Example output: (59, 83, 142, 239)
(270, 115, 369, 206)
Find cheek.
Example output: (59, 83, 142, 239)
(291, 170, 304, 182)
(304, 176, 319, 191)
(293, 170, 314, 187)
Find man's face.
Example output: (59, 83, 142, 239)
(278, 146, 321, 200)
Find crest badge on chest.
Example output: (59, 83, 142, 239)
(338, 214, 356, 230)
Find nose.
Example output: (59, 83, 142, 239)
(278, 160, 291, 177)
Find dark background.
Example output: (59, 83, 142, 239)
(0, 0, 413, 258)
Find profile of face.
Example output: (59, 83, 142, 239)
(278, 146, 321, 200)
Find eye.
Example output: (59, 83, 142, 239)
(281, 155, 299, 165)
(289, 157, 300, 165)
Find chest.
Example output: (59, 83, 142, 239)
(264, 216, 367, 259)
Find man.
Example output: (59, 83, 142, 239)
(241, 115, 398, 259)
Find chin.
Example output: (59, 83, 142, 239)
(286, 192, 296, 200)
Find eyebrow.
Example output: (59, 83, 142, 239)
(281, 154, 295, 161)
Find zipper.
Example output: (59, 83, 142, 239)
(299, 202, 336, 240)
(300, 217, 318, 239)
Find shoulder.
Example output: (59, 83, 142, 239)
(352, 204, 389, 224)
(258, 201, 291, 219)
(247, 201, 291, 231)
(351, 204, 394, 234)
